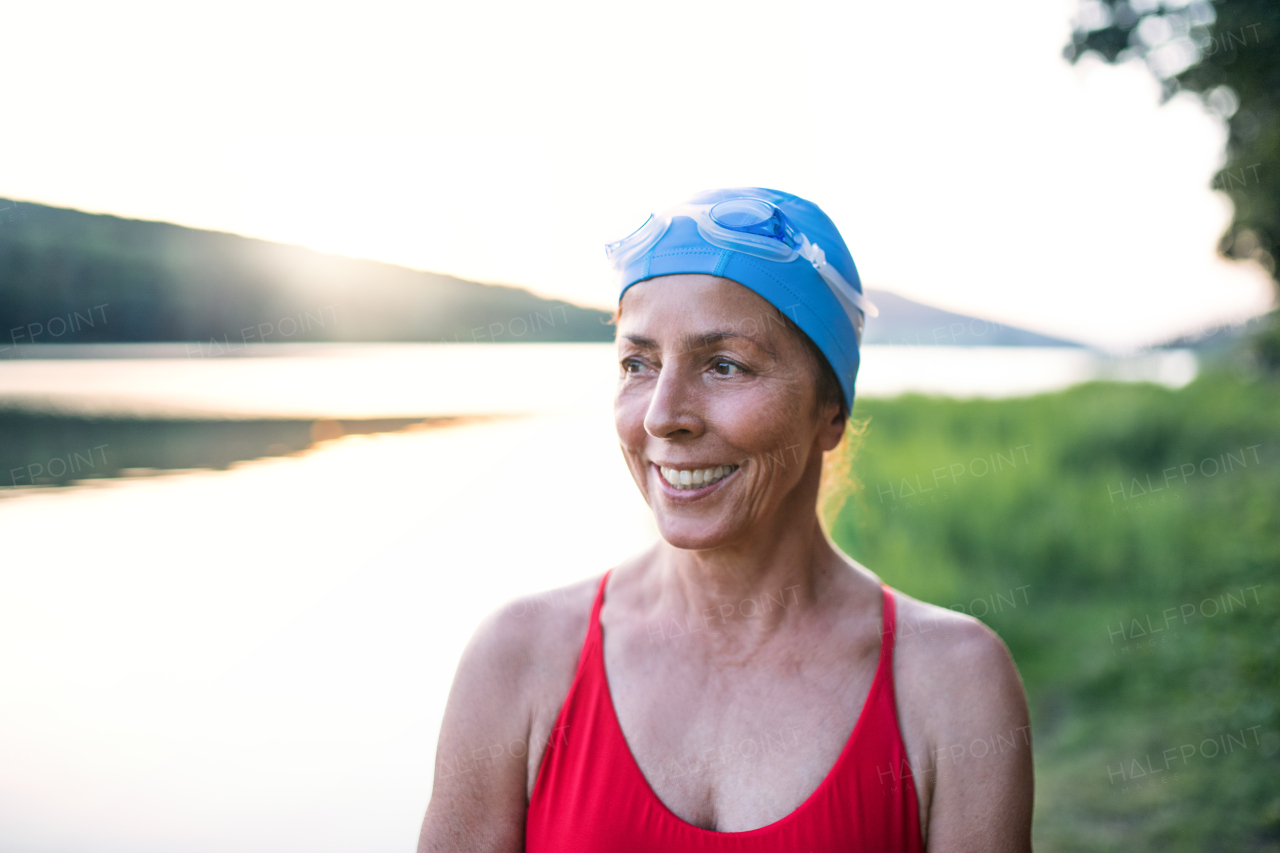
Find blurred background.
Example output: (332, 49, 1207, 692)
(1, 1, 1277, 851)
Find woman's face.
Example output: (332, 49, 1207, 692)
(614, 275, 845, 551)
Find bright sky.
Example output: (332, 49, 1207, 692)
(4, 0, 1273, 349)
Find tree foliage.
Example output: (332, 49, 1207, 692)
(1066, 0, 1280, 365)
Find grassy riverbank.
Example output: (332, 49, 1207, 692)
(832, 372, 1280, 852)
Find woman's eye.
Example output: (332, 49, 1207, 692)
(713, 360, 743, 376)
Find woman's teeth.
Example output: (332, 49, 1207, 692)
(658, 465, 736, 490)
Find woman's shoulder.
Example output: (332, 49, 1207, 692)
(463, 574, 605, 686)
(441, 573, 611, 793)
(889, 590, 1027, 712)
(887, 587, 1031, 760)
(890, 591, 1018, 668)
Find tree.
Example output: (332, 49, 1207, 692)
(1066, 0, 1280, 367)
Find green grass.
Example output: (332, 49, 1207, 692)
(829, 373, 1280, 851)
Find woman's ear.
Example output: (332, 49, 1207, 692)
(817, 402, 846, 452)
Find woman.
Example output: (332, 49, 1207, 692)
(418, 188, 1034, 851)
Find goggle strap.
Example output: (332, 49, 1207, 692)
(608, 205, 879, 326)
(798, 236, 879, 318)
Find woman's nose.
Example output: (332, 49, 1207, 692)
(643, 364, 704, 439)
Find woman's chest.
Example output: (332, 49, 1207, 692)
(603, 644, 878, 832)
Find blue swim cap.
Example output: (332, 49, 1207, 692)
(613, 187, 866, 412)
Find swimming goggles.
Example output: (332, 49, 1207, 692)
(605, 198, 879, 332)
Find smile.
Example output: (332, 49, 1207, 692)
(657, 464, 738, 490)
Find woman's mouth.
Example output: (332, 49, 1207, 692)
(656, 464, 739, 491)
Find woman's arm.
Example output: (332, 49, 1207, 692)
(417, 580, 596, 853)
(922, 618, 1034, 852)
(417, 610, 537, 853)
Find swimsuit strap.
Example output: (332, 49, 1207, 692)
(879, 583, 897, 672)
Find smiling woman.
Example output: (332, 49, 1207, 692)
(417, 189, 1034, 853)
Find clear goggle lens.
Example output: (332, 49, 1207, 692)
(707, 198, 789, 240)
(604, 213, 668, 271)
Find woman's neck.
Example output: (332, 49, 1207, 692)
(637, 514, 862, 653)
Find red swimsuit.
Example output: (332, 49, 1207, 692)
(526, 573, 925, 851)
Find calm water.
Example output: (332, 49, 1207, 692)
(0, 343, 1197, 418)
(0, 343, 1196, 853)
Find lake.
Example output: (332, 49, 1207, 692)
(0, 342, 1197, 419)
(0, 343, 1196, 853)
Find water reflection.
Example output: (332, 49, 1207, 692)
(0, 409, 656, 853)
(0, 412, 467, 488)
(0, 344, 1197, 491)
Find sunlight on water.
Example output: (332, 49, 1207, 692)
(0, 344, 616, 418)
(0, 411, 655, 853)
(0, 343, 1196, 419)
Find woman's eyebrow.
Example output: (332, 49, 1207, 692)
(682, 331, 777, 359)
(622, 330, 777, 359)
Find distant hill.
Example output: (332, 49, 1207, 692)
(1155, 312, 1272, 352)
(0, 200, 1081, 349)
(860, 289, 1082, 347)
(0, 201, 613, 347)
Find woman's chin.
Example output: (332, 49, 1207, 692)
(652, 516, 741, 552)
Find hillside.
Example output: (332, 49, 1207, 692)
(0, 200, 1082, 348)
(0, 202, 613, 345)
(860, 289, 1081, 347)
